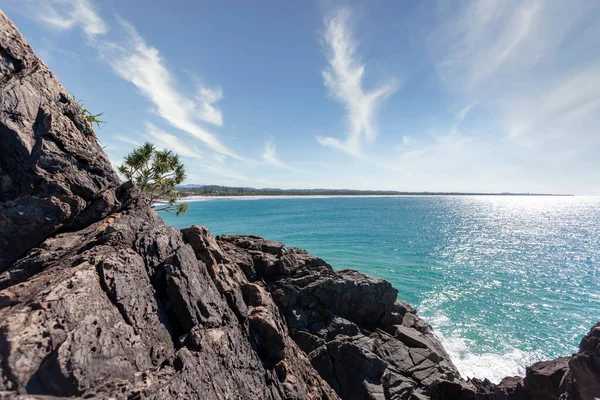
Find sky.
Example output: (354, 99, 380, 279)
(2, 0, 600, 194)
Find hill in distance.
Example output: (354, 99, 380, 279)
(178, 185, 573, 197)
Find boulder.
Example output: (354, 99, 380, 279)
(569, 323, 600, 400)
(524, 357, 569, 399)
(495, 376, 525, 400)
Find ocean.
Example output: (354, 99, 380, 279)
(159, 195, 600, 383)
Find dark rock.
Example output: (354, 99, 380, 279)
(524, 357, 569, 399)
(402, 312, 430, 334)
(181, 225, 227, 265)
(388, 325, 431, 349)
(431, 356, 577, 400)
(218, 234, 460, 399)
(327, 317, 360, 340)
(430, 380, 479, 400)
(382, 370, 417, 400)
(326, 339, 387, 399)
(309, 345, 341, 395)
(370, 330, 415, 373)
(495, 376, 525, 400)
(569, 323, 600, 400)
(293, 330, 326, 354)
(0, 11, 131, 272)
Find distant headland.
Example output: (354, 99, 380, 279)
(178, 184, 573, 197)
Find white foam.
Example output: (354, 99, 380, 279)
(418, 292, 546, 383)
(434, 331, 544, 383)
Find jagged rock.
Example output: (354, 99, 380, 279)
(217, 234, 460, 399)
(401, 312, 430, 334)
(181, 225, 227, 266)
(524, 357, 569, 399)
(382, 370, 418, 399)
(430, 379, 476, 400)
(495, 376, 525, 400)
(387, 325, 432, 349)
(0, 11, 130, 272)
(327, 339, 387, 399)
(569, 323, 600, 400)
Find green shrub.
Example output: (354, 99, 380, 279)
(71, 94, 104, 132)
(118, 142, 188, 215)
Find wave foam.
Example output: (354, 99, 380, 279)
(435, 332, 544, 383)
(419, 306, 545, 383)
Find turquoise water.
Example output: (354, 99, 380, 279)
(160, 195, 600, 382)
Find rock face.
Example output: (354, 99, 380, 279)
(0, 10, 598, 400)
(212, 233, 459, 399)
(569, 323, 600, 400)
(0, 11, 128, 271)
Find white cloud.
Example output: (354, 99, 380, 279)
(261, 139, 296, 171)
(435, 0, 543, 89)
(185, 154, 252, 183)
(26, 0, 108, 37)
(317, 8, 399, 157)
(114, 135, 141, 147)
(502, 67, 600, 146)
(457, 103, 476, 125)
(115, 124, 204, 159)
(432, 1, 600, 118)
(16, 0, 600, 193)
(428, 0, 600, 187)
(196, 86, 224, 126)
(450, 103, 476, 134)
(114, 126, 255, 183)
(19, 0, 241, 160)
(145, 123, 203, 159)
(101, 19, 240, 159)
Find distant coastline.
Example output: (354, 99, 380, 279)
(178, 185, 573, 198)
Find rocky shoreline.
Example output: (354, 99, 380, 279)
(0, 11, 598, 400)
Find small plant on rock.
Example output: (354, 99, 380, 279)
(71, 94, 104, 131)
(118, 142, 188, 215)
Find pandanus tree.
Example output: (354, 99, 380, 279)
(118, 142, 188, 215)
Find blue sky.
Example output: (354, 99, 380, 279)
(3, 0, 600, 194)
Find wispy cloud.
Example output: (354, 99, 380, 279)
(450, 103, 476, 134)
(261, 139, 296, 171)
(186, 154, 252, 183)
(15, 0, 600, 193)
(502, 67, 600, 147)
(432, 1, 600, 156)
(20, 0, 241, 160)
(24, 0, 108, 37)
(317, 8, 399, 157)
(196, 85, 224, 126)
(145, 123, 203, 159)
(115, 126, 253, 183)
(102, 18, 240, 159)
(114, 135, 141, 147)
(435, 0, 543, 89)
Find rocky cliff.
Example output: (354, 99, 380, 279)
(0, 11, 598, 400)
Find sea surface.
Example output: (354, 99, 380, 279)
(160, 195, 600, 383)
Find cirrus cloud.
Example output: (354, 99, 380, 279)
(317, 8, 400, 157)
